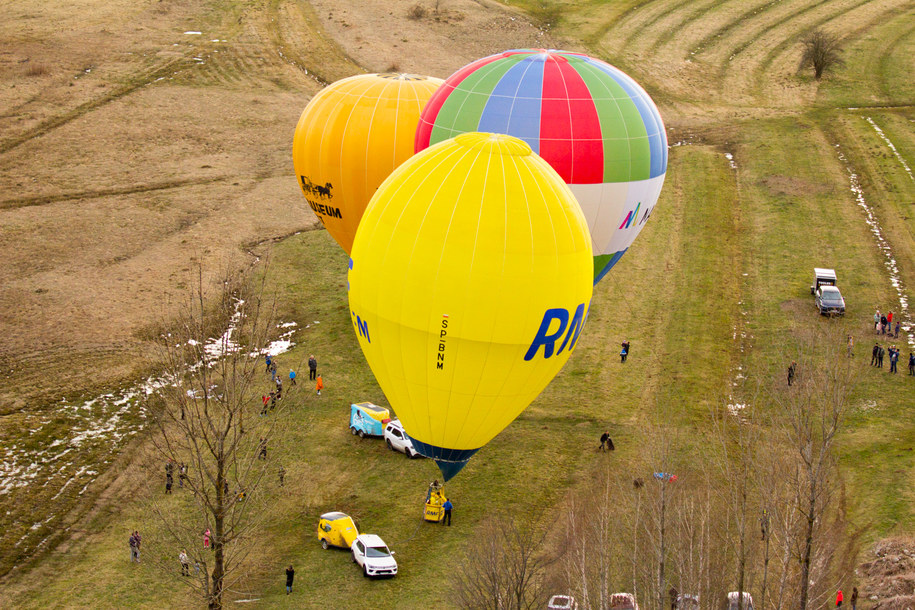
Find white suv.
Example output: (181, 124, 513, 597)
(351, 534, 397, 578)
(384, 420, 420, 458)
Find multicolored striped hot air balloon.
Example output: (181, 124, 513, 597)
(348, 133, 593, 481)
(415, 50, 667, 284)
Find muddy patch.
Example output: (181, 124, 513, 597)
(859, 537, 915, 607)
(760, 174, 833, 199)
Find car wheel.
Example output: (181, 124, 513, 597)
(321, 539, 328, 550)
(358, 430, 365, 439)
(406, 448, 413, 458)
(363, 566, 369, 578)
(350, 427, 357, 436)
(352, 551, 357, 564)
(386, 439, 394, 451)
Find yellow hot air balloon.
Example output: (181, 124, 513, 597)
(292, 73, 444, 254)
(348, 133, 593, 481)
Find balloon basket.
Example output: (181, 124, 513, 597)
(423, 482, 447, 523)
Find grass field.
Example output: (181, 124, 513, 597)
(1, 0, 914, 606)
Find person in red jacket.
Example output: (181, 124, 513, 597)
(836, 589, 843, 607)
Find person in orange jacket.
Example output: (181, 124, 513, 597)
(315, 374, 324, 396)
(836, 589, 843, 607)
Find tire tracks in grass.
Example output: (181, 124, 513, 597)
(710, 0, 875, 105)
(0, 167, 295, 211)
(0, 176, 228, 211)
(874, 12, 915, 103)
(583, 0, 667, 51)
(646, 0, 728, 55)
(269, 0, 365, 86)
(748, 0, 913, 104)
(688, 0, 789, 59)
(0, 56, 199, 156)
(714, 0, 864, 83)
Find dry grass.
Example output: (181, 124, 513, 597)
(23, 62, 49, 77)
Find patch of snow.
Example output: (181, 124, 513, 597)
(865, 116, 914, 182)
(836, 143, 914, 348)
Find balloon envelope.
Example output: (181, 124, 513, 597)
(415, 50, 667, 284)
(293, 73, 443, 254)
(348, 133, 593, 480)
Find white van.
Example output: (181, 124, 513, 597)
(383, 419, 421, 458)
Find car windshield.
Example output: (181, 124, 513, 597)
(821, 290, 843, 305)
(366, 545, 391, 558)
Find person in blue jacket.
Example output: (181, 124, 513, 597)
(442, 499, 453, 526)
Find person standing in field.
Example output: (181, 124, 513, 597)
(874, 309, 880, 331)
(315, 374, 324, 396)
(129, 531, 139, 563)
(851, 587, 858, 610)
(836, 589, 843, 607)
(599, 431, 610, 451)
(203, 528, 210, 550)
(179, 550, 190, 576)
(872, 342, 880, 366)
(442, 498, 453, 526)
(308, 355, 317, 381)
(888, 311, 894, 331)
(894, 321, 900, 338)
(787, 361, 797, 386)
(881, 314, 888, 334)
(285, 565, 295, 594)
(889, 346, 899, 373)
(288, 369, 296, 386)
(909, 352, 915, 375)
(165, 460, 174, 494)
(847, 334, 854, 357)
(878, 345, 885, 368)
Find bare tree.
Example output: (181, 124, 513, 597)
(453, 513, 554, 609)
(798, 30, 844, 79)
(713, 397, 764, 610)
(145, 265, 291, 609)
(767, 328, 856, 609)
(560, 466, 632, 609)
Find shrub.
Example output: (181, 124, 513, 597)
(407, 4, 427, 20)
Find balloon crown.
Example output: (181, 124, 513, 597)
(453, 132, 532, 156)
(377, 73, 430, 81)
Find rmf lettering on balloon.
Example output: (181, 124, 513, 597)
(524, 303, 588, 361)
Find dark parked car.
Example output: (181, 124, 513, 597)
(815, 285, 846, 315)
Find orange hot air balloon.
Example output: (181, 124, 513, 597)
(292, 73, 444, 254)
